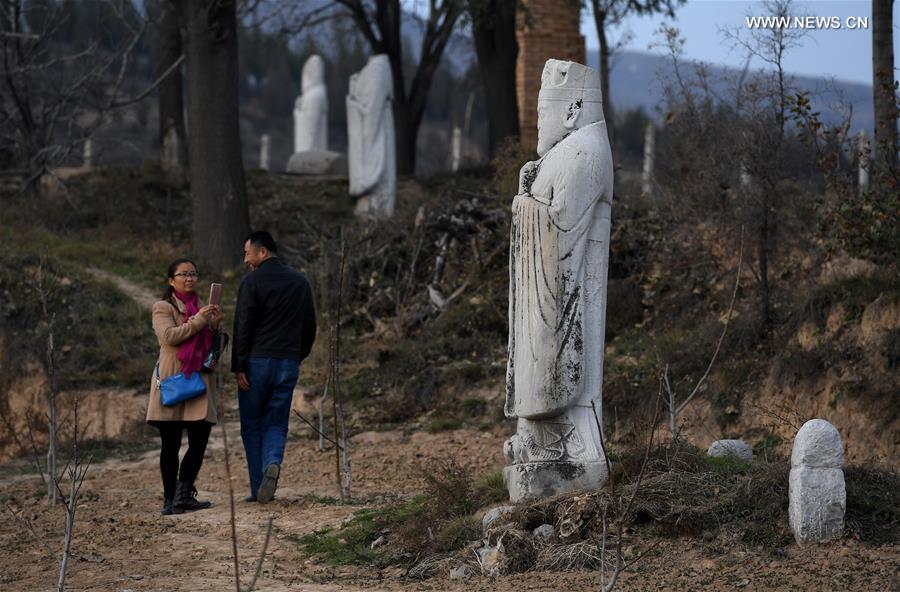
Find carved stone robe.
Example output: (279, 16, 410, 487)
(294, 83, 328, 153)
(506, 121, 613, 443)
(346, 55, 396, 219)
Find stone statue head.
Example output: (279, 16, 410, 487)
(536, 59, 604, 156)
(302, 54, 325, 93)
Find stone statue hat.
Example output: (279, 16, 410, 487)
(538, 59, 603, 104)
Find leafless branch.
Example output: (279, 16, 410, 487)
(245, 514, 274, 592)
(107, 54, 184, 109)
(292, 408, 342, 451)
(219, 375, 241, 592)
(5, 503, 61, 563)
(662, 228, 745, 439)
(591, 382, 663, 591)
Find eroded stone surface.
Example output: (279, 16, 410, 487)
(503, 59, 613, 501)
(482, 505, 515, 533)
(532, 524, 554, 543)
(791, 419, 844, 469)
(449, 564, 472, 580)
(476, 542, 504, 577)
(707, 439, 753, 461)
(789, 419, 846, 544)
(347, 54, 396, 219)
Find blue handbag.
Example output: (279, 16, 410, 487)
(155, 362, 207, 407)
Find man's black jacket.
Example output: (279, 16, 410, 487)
(231, 257, 317, 373)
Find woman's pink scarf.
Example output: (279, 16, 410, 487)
(173, 290, 212, 377)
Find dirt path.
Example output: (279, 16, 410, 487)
(86, 267, 158, 311)
(0, 414, 513, 591)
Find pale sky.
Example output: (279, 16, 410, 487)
(580, 0, 899, 86)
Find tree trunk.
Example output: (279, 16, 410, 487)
(393, 93, 416, 176)
(348, 0, 460, 175)
(471, 0, 519, 158)
(593, 3, 615, 149)
(154, 0, 187, 176)
(872, 0, 897, 178)
(179, 0, 250, 273)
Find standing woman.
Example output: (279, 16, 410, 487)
(147, 259, 222, 515)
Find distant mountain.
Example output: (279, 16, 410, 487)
(587, 49, 874, 133)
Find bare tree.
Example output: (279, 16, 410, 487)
(5, 396, 93, 592)
(588, 0, 683, 148)
(175, 0, 251, 272)
(590, 391, 661, 591)
(329, 0, 464, 174)
(330, 231, 351, 501)
(56, 398, 92, 592)
(148, 0, 188, 180)
(720, 0, 808, 327)
(660, 231, 743, 440)
(468, 0, 519, 158)
(872, 0, 898, 181)
(217, 373, 275, 592)
(34, 259, 60, 505)
(0, 1, 142, 191)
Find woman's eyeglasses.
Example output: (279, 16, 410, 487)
(173, 272, 199, 278)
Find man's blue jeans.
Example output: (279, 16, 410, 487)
(238, 357, 299, 497)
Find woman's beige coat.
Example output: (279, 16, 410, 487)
(146, 298, 218, 424)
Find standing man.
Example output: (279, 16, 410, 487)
(233, 231, 316, 503)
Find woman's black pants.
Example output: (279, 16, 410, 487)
(156, 421, 212, 500)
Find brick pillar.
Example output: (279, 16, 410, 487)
(516, 0, 585, 150)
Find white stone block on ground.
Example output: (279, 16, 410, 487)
(285, 150, 347, 175)
(707, 439, 753, 461)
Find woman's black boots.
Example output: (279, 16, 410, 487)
(161, 497, 174, 515)
(172, 481, 211, 514)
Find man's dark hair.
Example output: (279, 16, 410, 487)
(246, 230, 278, 254)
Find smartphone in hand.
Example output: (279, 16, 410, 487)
(208, 283, 222, 307)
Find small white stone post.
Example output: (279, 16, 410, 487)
(641, 122, 655, 197)
(451, 126, 462, 172)
(83, 139, 93, 168)
(857, 130, 870, 194)
(259, 133, 271, 171)
(789, 419, 846, 544)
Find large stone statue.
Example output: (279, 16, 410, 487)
(503, 59, 614, 502)
(347, 54, 396, 219)
(286, 55, 346, 175)
(294, 55, 328, 152)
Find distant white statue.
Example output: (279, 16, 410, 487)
(347, 54, 396, 219)
(503, 59, 614, 501)
(294, 55, 328, 153)
(286, 55, 346, 175)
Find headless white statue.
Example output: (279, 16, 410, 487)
(347, 54, 396, 219)
(503, 59, 614, 501)
(294, 55, 328, 153)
